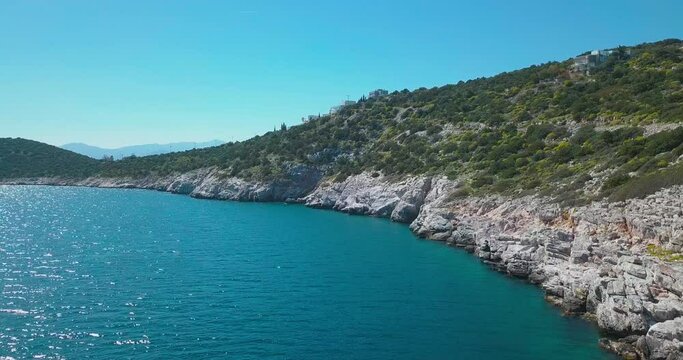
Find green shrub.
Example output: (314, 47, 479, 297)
(571, 125, 597, 145)
(617, 136, 646, 157)
(603, 173, 631, 190)
(656, 159, 669, 168)
(552, 165, 574, 180)
(447, 186, 472, 200)
(622, 156, 651, 173)
(643, 128, 683, 155)
(522, 178, 542, 189)
(647, 244, 683, 262)
(601, 127, 643, 145)
(491, 179, 515, 193)
(471, 174, 494, 188)
(566, 173, 593, 191)
(609, 163, 683, 201)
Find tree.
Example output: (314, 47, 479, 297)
(614, 46, 629, 60)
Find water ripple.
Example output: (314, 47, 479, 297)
(0, 186, 615, 359)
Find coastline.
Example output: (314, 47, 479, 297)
(2, 168, 682, 360)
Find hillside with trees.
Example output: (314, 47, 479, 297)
(0, 138, 100, 178)
(2, 39, 682, 204)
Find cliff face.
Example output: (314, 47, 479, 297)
(302, 173, 432, 223)
(3, 169, 682, 359)
(5, 165, 323, 202)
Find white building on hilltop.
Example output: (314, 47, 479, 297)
(572, 48, 631, 72)
(369, 89, 389, 99)
(330, 100, 356, 114)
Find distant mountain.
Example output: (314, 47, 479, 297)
(61, 140, 225, 159)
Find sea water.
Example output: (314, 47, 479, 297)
(0, 186, 615, 359)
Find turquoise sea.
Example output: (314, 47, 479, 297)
(0, 186, 615, 359)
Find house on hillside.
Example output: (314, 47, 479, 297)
(572, 48, 631, 72)
(369, 89, 389, 99)
(330, 100, 356, 114)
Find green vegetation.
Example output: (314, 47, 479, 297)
(647, 244, 683, 262)
(607, 162, 683, 202)
(1, 39, 682, 204)
(0, 138, 100, 178)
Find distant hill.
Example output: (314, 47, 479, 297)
(61, 140, 225, 160)
(0, 138, 99, 178)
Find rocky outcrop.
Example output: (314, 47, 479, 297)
(643, 317, 683, 360)
(410, 182, 683, 360)
(187, 164, 323, 202)
(2, 164, 323, 202)
(302, 173, 432, 223)
(2, 170, 682, 359)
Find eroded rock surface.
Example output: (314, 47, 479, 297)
(302, 173, 432, 223)
(4, 164, 323, 202)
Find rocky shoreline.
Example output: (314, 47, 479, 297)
(2, 167, 682, 360)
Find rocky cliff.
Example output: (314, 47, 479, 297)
(3, 169, 682, 359)
(4, 164, 323, 202)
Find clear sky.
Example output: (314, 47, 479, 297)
(1, 0, 681, 147)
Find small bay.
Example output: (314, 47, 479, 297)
(0, 186, 615, 359)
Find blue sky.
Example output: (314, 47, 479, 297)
(1, 0, 681, 147)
